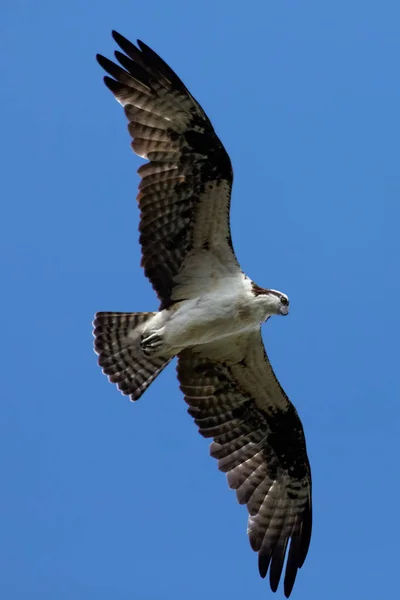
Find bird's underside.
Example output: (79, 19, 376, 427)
(94, 31, 312, 597)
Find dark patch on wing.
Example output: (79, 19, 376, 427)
(267, 404, 309, 479)
(184, 126, 232, 182)
(231, 400, 307, 481)
(97, 31, 235, 308)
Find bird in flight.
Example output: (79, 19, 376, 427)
(94, 31, 312, 597)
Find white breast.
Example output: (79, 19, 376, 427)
(162, 275, 261, 352)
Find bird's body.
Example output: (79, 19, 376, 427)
(139, 276, 287, 355)
(94, 31, 312, 598)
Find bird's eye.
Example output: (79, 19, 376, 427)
(280, 296, 289, 306)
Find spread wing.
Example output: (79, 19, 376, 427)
(177, 330, 312, 598)
(97, 31, 239, 309)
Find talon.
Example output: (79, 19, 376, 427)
(140, 332, 164, 355)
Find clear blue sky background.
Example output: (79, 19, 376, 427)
(2, 1, 399, 598)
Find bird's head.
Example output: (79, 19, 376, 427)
(252, 284, 290, 318)
(268, 289, 290, 316)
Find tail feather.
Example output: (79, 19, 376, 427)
(93, 311, 172, 401)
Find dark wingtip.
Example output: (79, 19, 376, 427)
(298, 503, 313, 567)
(283, 563, 296, 598)
(258, 552, 271, 579)
(111, 29, 121, 42)
(112, 30, 140, 51)
(270, 581, 279, 594)
(137, 39, 150, 53)
(102, 76, 124, 95)
(96, 53, 112, 71)
(284, 586, 292, 599)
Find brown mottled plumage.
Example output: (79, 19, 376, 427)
(94, 31, 312, 597)
(97, 31, 235, 310)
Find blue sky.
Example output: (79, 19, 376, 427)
(2, 1, 400, 598)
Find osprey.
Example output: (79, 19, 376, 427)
(94, 31, 312, 598)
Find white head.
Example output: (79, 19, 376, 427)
(252, 284, 289, 319)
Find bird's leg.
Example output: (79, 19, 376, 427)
(140, 330, 165, 356)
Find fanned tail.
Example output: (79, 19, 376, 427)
(93, 312, 172, 401)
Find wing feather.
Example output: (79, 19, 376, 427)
(177, 331, 312, 597)
(97, 32, 239, 309)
